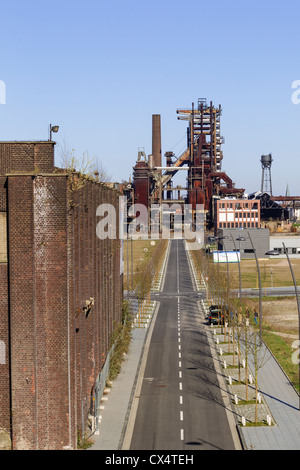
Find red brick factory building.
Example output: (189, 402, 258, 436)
(0, 141, 123, 450)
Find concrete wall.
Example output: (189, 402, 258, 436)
(217, 227, 270, 259)
(270, 235, 300, 258)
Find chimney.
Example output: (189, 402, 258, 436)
(152, 114, 161, 169)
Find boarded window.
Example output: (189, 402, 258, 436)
(0, 212, 7, 262)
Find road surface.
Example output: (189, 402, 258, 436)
(128, 239, 239, 450)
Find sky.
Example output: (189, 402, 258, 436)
(1, 0, 300, 196)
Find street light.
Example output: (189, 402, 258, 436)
(218, 235, 230, 316)
(49, 124, 59, 141)
(247, 232, 262, 345)
(236, 236, 246, 252)
(230, 234, 245, 300)
(266, 245, 300, 409)
(216, 234, 230, 288)
(232, 232, 262, 344)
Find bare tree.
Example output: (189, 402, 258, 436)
(247, 327, 271, 423)
(58, 138, 111, 182)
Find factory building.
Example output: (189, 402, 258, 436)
(125, 99, 245, 232)
(216, 227, 270, 260)
(214, 198, 260, 232)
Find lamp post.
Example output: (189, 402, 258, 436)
(266, 246, 300, 409)
(204, 235, 214, 302)
(49, 124, 59, 141)
(247, 232, 262, 345)
(230, 233, 244, 300)
(216, 235, 230, 293)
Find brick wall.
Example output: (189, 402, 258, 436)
(0, 142, 122, 450)
(0, 263, 9, 435)
(71, 179, 122, 440)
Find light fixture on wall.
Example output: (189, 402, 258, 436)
(49, 124, 59, 141)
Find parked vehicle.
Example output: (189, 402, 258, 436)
(208, 305, 227, 325)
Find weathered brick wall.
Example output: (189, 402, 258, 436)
(0, 263, 9, 435)
(7, 175, 72, 450)
(0, 142, 55, 211)
(0, 142, 57, 448)
(0, 145, 122, 449)
(70, 178, 122, 439)
(8, 175, 36, 450)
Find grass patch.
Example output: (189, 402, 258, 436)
(237, 399, 256, 405)
(123, 239, 157, 290)
(108, 300, 132, 382)
(241, 420, 273, 427)
(77, 430, 94, 450)
(262, 329, 299, 392)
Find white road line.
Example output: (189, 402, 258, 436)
(179, 371, 182, 378)
(176, 240, 179, 294)
(180, 429, 184, 441)
(179, 361, 181, 368)
(180, 396, 183, 404)
(180, 411, 183, 421)
(179, 382, 182, 390)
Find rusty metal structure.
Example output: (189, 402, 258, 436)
(128, 98, 244, 229)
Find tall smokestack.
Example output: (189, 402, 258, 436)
(152, 114, 161, 168)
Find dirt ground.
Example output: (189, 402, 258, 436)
(261, 297, 299, 339)
(235, 258, 300, 339)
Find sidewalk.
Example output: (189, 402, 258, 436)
(88, 326, 148, 450)
(239, 340, 300, 450)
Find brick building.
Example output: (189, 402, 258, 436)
(0, 142, 122, 450)
(214, 197, 260, 232)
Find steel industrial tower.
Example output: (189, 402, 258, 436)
(130, 98, 245, 229)
(261, 153, 273, 195)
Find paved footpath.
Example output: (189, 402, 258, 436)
(240, 340, 300, 450)
(89, 326, 148, 451)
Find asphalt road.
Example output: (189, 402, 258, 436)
(129, 239, 238, 450)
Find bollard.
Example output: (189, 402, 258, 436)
(234, 394, 238, 404)
(224, 360, 227, 369)
(257, 392, 261, 404)
(267, 415, 272, 426)
(249, 374, 253, 384)
(220, 348, 223, 356)
(229, 376, 232, 385)
(242, 416, 246, 426)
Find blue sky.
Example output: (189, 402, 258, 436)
(1, 0, 300, 196)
